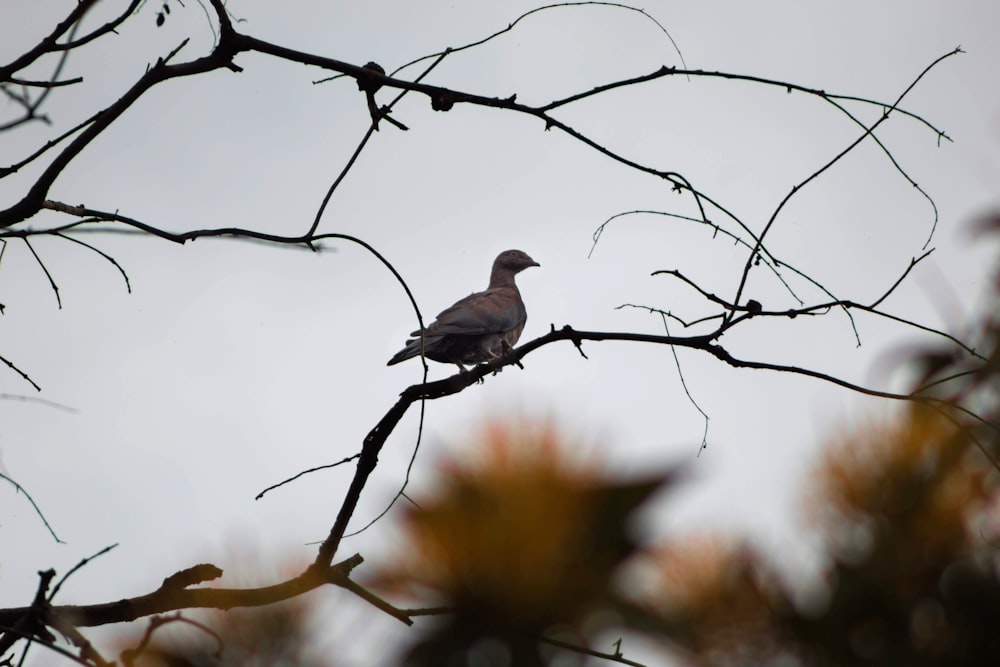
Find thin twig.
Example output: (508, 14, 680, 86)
(590, 209, 803, 305)
(48, 544, 119, 602)
(0, 472, 64, 543)
(0, 354, 42, 392)
(660, 314, 710, 456)
(53, 233, 131, 292)
(255, 453, 361, 500)
(0, 111, 100, 179)
(22, 238, 60, 308)
(538, 634, 650, 667)
(616, 303, 721, 329)
(305, 124, 378, 241)
(391, 2, 688, 81)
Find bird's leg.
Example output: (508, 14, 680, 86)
(499, 340, 524, 370)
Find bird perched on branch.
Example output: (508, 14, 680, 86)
(388, 249, 540, 371)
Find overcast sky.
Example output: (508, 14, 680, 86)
(2, 1, 1000, 664)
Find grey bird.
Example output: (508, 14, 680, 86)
(387, 249, 540, 370)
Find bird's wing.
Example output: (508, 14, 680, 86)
(414, 287, 526, 337)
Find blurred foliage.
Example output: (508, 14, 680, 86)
(639, 402, 1000, 666)
(376, 419, 679, 667)
(797, 407, 1000, 666)
(639, 537, 787, 660)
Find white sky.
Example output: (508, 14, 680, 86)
(2, 1, 1000, 664)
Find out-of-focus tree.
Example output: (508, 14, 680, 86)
(636, 404, 999, 666)
(632, 225, 1000, 666)
(374, 419, 678, 667)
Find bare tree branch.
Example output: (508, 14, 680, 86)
(0, 554, 365, 630)
(52, 1, 144, 51)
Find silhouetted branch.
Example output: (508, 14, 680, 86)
(0, 554, 365, 630)
(616, 303, 719, 329)
(658, 314, 711, 455)
(391, 2, 687, 81)
(53, 233, 131, 293)
(21, 238, 60, 308)
(335, 577, 414, 626)
(539, 634, 652, 667)
(48, 545, 119, 603)
(0, 569, 57, 660)
(307, 123, 379, 241)
(3, 76, 82, 89)
(0, 471, 63, 543)
(342, 393, 427, 539)
(0, 354, 42, 392)
(255, 453, 361, 501)
(53, 1, 144, 51)
(0, 111, 100, 178)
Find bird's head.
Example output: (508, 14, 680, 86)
(494, 249, 540, 274)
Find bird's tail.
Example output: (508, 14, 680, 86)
(386, 339, 420, 366)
